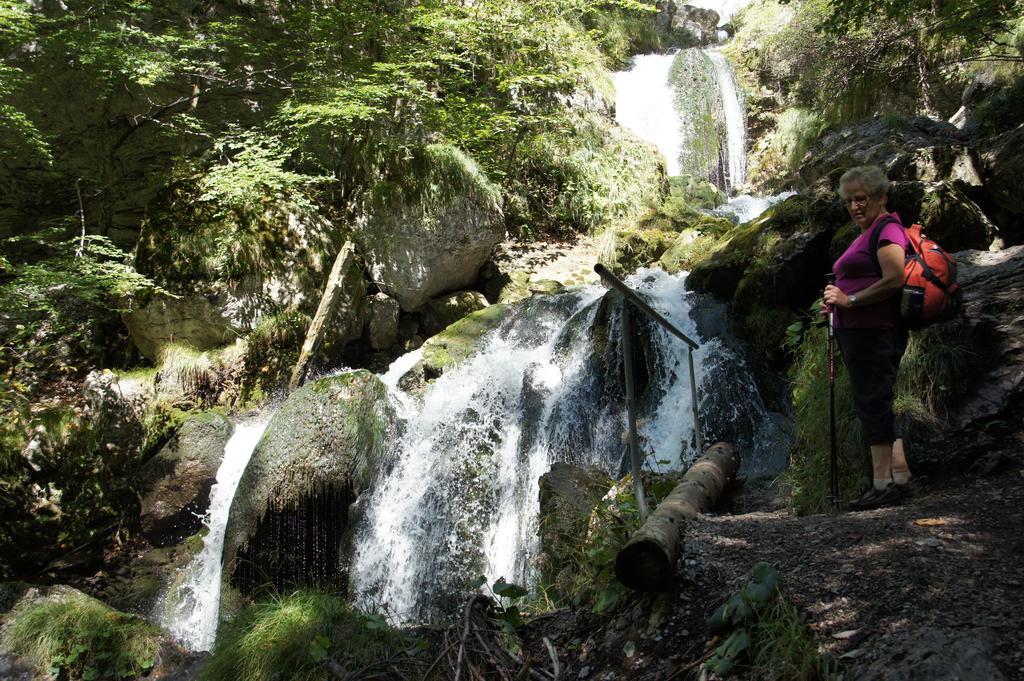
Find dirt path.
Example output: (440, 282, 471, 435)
(536, 452, 1024, 681)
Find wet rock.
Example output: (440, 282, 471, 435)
(354, 144, 505, 311)
(421, 290, 490, 337)
(598, 227, 676, 278)
(138, 412, 233, 546)
(223, 370, 396, 594)
(414, 304, 513, 380)
(536, 463, 611, 593)
(852, 627, 1005, 681)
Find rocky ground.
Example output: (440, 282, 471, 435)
(525, 438, 1024, 681)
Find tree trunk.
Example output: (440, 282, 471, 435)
(614, 442, 739, 592)
(289, 240, 357, 391)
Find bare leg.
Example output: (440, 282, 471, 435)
(869, 443, 893, 490)
(892, 438, 911, 485)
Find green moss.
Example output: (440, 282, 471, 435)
(597, 226, 676, 277)
(512, 110, 665, 236)
(741, 304, 796, 362)
(420, 304, 512, 377)
(241, 308, 311, 401)
(4, 588, 164, 680)
(199, 591, 416, 681)
(669, 50, 724, 182)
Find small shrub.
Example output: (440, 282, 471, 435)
(4, 588, 164, 680)
(200, 591, 417, 681)
(705, 563, 837, 680)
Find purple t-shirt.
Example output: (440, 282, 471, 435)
(832, 213, 909, 329)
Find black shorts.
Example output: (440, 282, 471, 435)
(835, 327, 908, 446)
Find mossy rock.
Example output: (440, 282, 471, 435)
(223, 370, 395, 594)
(598, 227, 677, 277)
(418, 304, 513, 379)
(422, 290, 489, 337)
(660, 215, 739, 274)
(688, 195, 846, 312)
(888, 181, 998, 251)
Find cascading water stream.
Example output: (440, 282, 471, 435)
(159, 416, 271, 651)
(613, 54, 684, 176)
(707, 50, 746, 190)
(352, 271, 782, 623)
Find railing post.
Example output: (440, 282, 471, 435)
(620, 302, 649, 521)
(687, 347, 703, 458)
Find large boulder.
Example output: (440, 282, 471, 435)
(976, 123, 1024, 244)
(354, 144, 505, 312)
(222, 370, 395, 594)
(421, 290, 490, 337)
(411, 303, 513, 383)
(367, 292, 400, 351)
(887, 181, 1000, 251)
(798, 117, 981, 192)
(138, 412, 233, 546)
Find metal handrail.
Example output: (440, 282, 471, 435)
(594, 264, 699, 350)
(594, 264, 704, 520)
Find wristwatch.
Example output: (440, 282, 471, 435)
(849, 294, 858, 306)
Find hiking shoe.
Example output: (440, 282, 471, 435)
(847, 484, 904, 511)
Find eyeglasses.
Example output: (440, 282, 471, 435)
(842, 194, 872, 207)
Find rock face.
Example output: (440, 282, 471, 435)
(222, 370, 395, 594)
(977, 124, 1024, 244)
(799, 117, 979, 192)
(83, 369, 154, 458)
(670, 49, 728, 185)
(887, 181, 999, 251)
(131, 203, 358, 361)
(924, 246, 1024, 443)
(355, 144, 505, 312)
(138, 412, 233, 546)
(687, 195, 846, 310)
(421, 290, 489, 337)
(655, 2, 721, 45)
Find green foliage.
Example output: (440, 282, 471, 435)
(199, 590, 418, 681)
(974, 73, 1024, 131)
(4, 589, 163, 680)
(0, 230, 160, 385)
(894, 322, 974, 425)
(705, 562, 836, 680)
(748, 107, 826, 190)
(784, 320, 867, 515)
(241, 309, 312, 401)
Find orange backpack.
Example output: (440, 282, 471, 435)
(869, 218, 961, 329)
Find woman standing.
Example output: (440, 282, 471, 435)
(823, 166, 912, 510)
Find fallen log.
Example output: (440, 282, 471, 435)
(614, 442, 739, 592)
(289, 240, 357, 391)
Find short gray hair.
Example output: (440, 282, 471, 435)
(839, 166, 890, 198)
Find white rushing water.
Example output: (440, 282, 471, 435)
(614, 54, 683, 176)
(351, 271, 779, 623)
(159, 416, 271, 651)
(707, 51, 746, 190)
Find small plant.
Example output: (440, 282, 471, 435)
(200, 590, 420, 681)
(703, 563, 836, 680)
(4, 588, 163, 680)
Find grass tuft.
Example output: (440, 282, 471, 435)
(4, 588, 164, 680)
(199, 590, 415, 681)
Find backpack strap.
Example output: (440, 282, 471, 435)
(867, 214, 905, 278)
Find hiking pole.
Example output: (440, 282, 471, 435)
(825, 273, 840, 511)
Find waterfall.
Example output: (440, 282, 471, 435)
(707, 51, 746, 190)
(614, 54, 684, 176)
(351, 271, 784, 623)
(158, 416, 271, 652)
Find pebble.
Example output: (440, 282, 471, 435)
(915, 538, 942, 547)
(577, 665, 591, 679)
